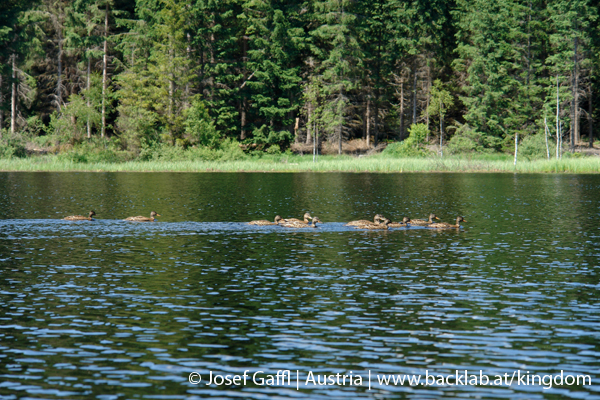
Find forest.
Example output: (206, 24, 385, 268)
(0, 0, 599, 161)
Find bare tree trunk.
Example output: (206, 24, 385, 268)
(559, 121, 563, 157)
(439, 101, 443, 157)
(514, 131, 518, 166)
(87, 56, 91, 139)
(240, 35, 248, 140)
(11, 54, 16, 135)
(589, 85, 594, 148)
(573, 35, 579, 145)
(338, 86, 343, 155)
(399, 80, 405, 139)
(412, 66, 417, 125)
(556, 75, 560, 159)
(544, 116, 550, 159)
(209, 26, 215, 103)
(425, 62, 431, 137)
(306, 103, 312, 144)
(101, 2, 109, 138)
(185, 32, 190, 108)
(373, 89, 379, 147)
(365, 96, 370, 147)
(338, 124, 342, 155)
(57, 35, 63, 112)
(168, 44, 174, 124)
(0, 74, 3, 134)
(313, 121, 317, 162)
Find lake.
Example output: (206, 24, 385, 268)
(0, 172, 599, 399)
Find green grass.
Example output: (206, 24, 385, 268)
(0, 154, 599, 173)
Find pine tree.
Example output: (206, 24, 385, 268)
(311, 0, 361, 154)
(241, 0, 305, 146)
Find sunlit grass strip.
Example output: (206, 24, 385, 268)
(0, 156, 599, 173)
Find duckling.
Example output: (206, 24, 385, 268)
(352, 217, 391, 230)
(345, 214, 384, 226)
(249, 215, 283, 226)
(428, 216, 466, 229)
(281, 216, 322, 228)
(124, 211, 161, 222)
(64, 211, 96, 221)
(388, 217, 411, 228)
(410, 213, 440, 226)
(282, 212, 312, 224)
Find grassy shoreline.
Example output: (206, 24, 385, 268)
(0, 155, 599, 173)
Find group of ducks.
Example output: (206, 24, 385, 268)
(250, 213, 466, 230)
(64, 211, 161, 222)
(63, 211, 466, 229)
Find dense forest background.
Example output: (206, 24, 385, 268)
(1, 0, 599, 159)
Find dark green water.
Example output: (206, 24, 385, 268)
(0, 172, 599, 399)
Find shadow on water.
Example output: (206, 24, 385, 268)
(0, 172, 599, 399)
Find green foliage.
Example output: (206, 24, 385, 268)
(22, 116, 46, 138)
(184, 100, 220, 148)
(48, 91, 102, 143)
(266, 144, 281, 155)
(519, 134, 553, 160)
(0, 132, 27, 159)
(383, 124, 430, 157)
(250, 125, 293, 147)
(56, 139, 133, 163)
(116, 104, 159, 154)
(447, 124, 501, 154)
(141, 138, 247, 162)
(4, 0, 600, 162)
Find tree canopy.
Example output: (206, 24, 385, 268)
(1, 0, 599, 154)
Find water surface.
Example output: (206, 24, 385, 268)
(0, 172, 599, 399)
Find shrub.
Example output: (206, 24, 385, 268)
(266, 144, 281, 154)
(519, 134, 554, 160)
(135, 138, 247, 162)
(250, 125, 293, 147)
(184, 100, 220, 148)
(447, 123, 501, 154)
(54, 139, 133, 163)
(116, 104, 159, 154)
(0, 138, 27, 159)
(383, 123, 431, 157)
(562, 151, 586, 158)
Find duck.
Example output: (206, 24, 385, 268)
(64, 211, 96, 221)
(352, 216, 391, 230)
(124, 211, 161, 222)
(410, 213, 440, 226)
(249, 215, 283, 225)
(345, 214, 384, 226)
(281, 216, 322, 228)
(282, 212, 312, 224)
(388, 217, 411, 228)
(428, 216, 466, 229)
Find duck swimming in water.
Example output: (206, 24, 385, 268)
(410, 213, 440, 226)
(428, 216, 466, 229)
(352, 216, 391, 230)
(281, 216, 322, 228)
(388, 217, 411, 228)
(124, 211, 161, 222)
(249, 215, 283, 226)
(345, 214, 384, 226)
(64, 211, 96, 221)
(282, 212, 312, 224)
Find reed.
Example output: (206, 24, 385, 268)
(0, 155, 599, 173)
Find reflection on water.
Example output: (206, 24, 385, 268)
(0, 172, 599, 399)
